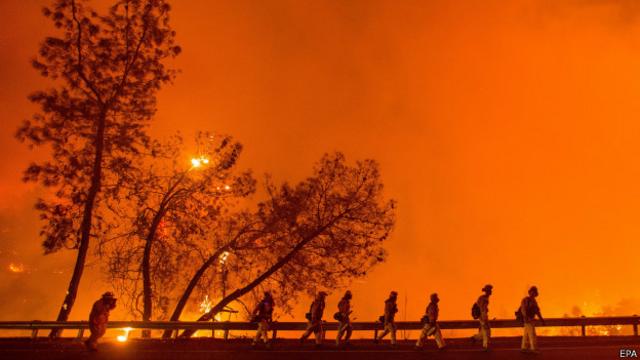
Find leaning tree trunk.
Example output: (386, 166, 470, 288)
(179, 222, 339, 338)
(161, 247, 228, 338)
(49, 111, 106, 338)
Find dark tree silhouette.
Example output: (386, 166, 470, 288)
(15, 0, 180, 336)
(161, 211, 264, 338)
(180, 153, 396, 338)
(101, 133, 255, 332)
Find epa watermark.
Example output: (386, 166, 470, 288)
(620, 349, 638, 358)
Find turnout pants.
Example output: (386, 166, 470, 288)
(85, 323, 106, 351)
(336, 319, 352, 345)
(522, 322, 537, 350)
(377, 322, 397, 345)
(253, 320, 270, 344)
(472, 318, 490, 349)
(301, 320, 323, 344)
(416, 323, 445, 348)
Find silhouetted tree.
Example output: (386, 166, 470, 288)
(180, 153, 396, 338)
(101, 133, 254, 332)
(161, 211, 264, 338)
(15, 0, 180, 335)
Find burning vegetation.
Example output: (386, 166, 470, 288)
(8, 263, 24, 273)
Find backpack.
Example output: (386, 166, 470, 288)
(305, 301, 314, 321)
(515, 307, 523, 323)
(251, 301, 267, 323)
(378, 315, 385, 323)
(471, 303, 481, 319)
(333, 312, 343, 321)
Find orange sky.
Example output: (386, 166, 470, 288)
(1, 0, 640, 325)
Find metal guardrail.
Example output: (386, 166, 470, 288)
(0, 316, 638, 340)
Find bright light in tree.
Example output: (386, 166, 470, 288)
(219, 251, 230, 265)
(191, 157, 209, 168)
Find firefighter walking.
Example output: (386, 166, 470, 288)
(472, 284, 493, 350)
(520, 286, 545, 353)
(415, 293, 446, 350)
(375, 291, 399, 345)
(251, 291, 275, 347)
(300, 291, 327, 346)
(84, 292, 117, 351)
(335, 290, 353, 346)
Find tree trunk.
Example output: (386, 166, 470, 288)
(179, 223, 337, 338)
(142, 209, 164, 337)
(141, 171, 188, 337)
(161, 247, 228, 338)
(49, 111, 106, 338)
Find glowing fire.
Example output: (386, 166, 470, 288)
(219, 251, 229, 265)
(192, 296, 236, 338)
(8, 263, 24, 273)
(116, 327, 133, 342)
(199, 295, 213, 314)
(192, 295, 226, 338)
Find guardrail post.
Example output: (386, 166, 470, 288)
(633, 324, 638, 336)
(224, 329, 229, 340)
(581, 325, 586, 336)
(76, 328, 84, 340)
(271, 329, 277, 341)
(31, 329, 38, 340)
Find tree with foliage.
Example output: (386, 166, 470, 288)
(160, 210, 265, 338)
(101, 133, 255, 329)
(15, 0, 180, 335)
(179, 152, 396, 338)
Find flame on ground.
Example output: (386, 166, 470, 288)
(116, 327, 133, 342)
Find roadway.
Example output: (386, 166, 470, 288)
(0, 337, 638, 360)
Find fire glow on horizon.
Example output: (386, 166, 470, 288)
(8, 263, 24, 273)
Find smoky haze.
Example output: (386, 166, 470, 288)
(1, 0, 640, 325)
